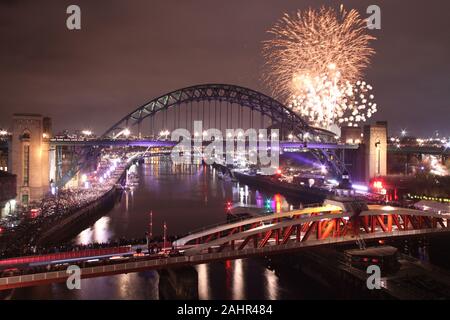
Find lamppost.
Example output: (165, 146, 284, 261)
(149, 210, 153, 239)
(163, 221, 167, 249)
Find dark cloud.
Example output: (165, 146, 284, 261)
(0, 0, 449, 137)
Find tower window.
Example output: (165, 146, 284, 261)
(23, 145, 30, 186)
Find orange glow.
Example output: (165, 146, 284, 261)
(274, 194, 282, 213)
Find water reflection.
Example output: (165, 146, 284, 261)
(77, 216, 111, 245)
(264, 268, 279, 300)
(197, 264, 210, 300)
(232, 260, 244, 300)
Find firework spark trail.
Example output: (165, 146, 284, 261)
(262, 6, 377, 129)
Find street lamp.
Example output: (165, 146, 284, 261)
(401, 129, 407, 137)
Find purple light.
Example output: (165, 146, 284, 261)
(352, 184, 369, 192)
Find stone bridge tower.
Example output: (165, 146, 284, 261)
(364, 122, 387, 182)
(10, 114, 51, 205)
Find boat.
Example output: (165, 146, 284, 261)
(233, 171, 332, 204)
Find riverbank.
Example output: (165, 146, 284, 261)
(37, 166, 129, 245)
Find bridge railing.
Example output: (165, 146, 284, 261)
(180, 202, 326, 238)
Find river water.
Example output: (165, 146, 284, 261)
(11, 156, 326, 300)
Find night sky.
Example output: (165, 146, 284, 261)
(0, 0, 449, 137)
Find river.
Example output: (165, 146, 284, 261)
(10, 156, 328, 299)
(10, 156, 450, 299)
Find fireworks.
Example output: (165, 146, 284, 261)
(263, 6, 377, 129)
(289, 79, 378, 128)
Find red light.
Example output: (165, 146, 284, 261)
(276, 168, 282, 175)
(373, 181, 383, 189)
(30, 209, 40, 218)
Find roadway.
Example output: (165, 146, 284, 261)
(49, 138, 360, 151)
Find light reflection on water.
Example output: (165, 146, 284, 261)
(196, 264, 210, 300)
(265, 268, 279, 300)
(77, 216, 111, 245)
(232, 259, 244, 300)
(195, 258, 285, 300)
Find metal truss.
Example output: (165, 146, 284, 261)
(102, 84, 334, 141)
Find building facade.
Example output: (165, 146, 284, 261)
(10, 114, 51, 205)
(364, 122, 388, 182)
(0, 171, 16, 217)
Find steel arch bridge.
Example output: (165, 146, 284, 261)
(102, 83, 335, 141)
(56, 84, 346, 187)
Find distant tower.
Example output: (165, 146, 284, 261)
(10, 114, 51, 205)
(363, 122, 387, 182)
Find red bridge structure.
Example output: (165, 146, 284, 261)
(1, 199, 449, 290)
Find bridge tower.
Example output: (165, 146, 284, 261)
(363, 122, 387, 182)
(10, 114, 52, 205)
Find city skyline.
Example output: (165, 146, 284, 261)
(1, 0, 450, 303)
(0, 0, 449, 136)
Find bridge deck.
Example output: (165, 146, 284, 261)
(1, 227, 450, 291)
(1, 204, 449, 290)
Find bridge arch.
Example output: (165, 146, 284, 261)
(102, 84, 335, 142)
(55, 84, 346, 187)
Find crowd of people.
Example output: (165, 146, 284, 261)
(9, 238, 148, 258)
(0, 152, 133, 260)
